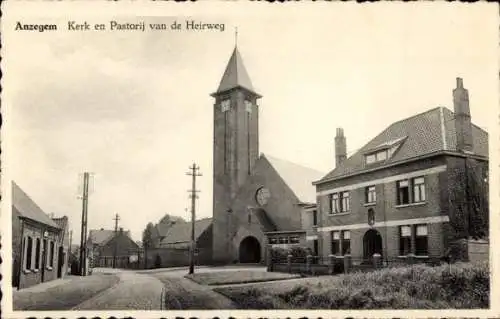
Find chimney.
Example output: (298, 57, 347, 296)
(453, 77, 473, 152)
(335, 127, 347, 167)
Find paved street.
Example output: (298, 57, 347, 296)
(13, 266, 265, 310)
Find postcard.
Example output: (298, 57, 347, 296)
(1, 2, 498, 318)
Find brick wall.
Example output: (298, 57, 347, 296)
(15, 218, 61, 289)
(316, 156, 451, 261)
(468, 240, 489, 262)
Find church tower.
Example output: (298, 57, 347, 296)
(211, 46, 261, 263)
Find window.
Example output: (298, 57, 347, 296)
(330, 193, 340, 214)
(341, 192, 350, 212)
(399, 226, 412, 256)
(220, 99, 230, 112)
(269, 237, 278, 244)
(331, 231, 340, 255)
(245, 100, 252, 113)
(35, 238, 41, 270)
(290, 236, 300, 244)
(397, 180, 410, 205)
(399, 225, 429, 256)
(25, 237, 33, 270)
(365, 150, 388, 164)
(341, 231, 351, 255)
(330, 192, 350, 213)
(49, 241, 55, 267)
(397, 177, 426, 205)
(365, 186, 376, 204)
(415, 225, 428, 256)
(366, 154, 376, 164)
(413, 177, 426, 203)
(278, 237, 288, 244)
(312, 210, 318, 226)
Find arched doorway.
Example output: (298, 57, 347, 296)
(363, 229, 383, 261)
(239, 236, 261, 263)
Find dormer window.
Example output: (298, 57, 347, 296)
(364, 136, 407, 165)
(220, 99, 231, 112)
(365, 149, 388, 164)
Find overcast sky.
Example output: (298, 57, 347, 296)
(3, 3, 498, 242)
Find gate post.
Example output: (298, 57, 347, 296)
(306, 255, 313, 275)
(343, 254, 351, 274)
(328, 254, 335, 275)
(287, 254, 293, 273)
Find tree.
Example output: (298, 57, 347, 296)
(158, 214, 185, 226)
(142, 223, 155, 269)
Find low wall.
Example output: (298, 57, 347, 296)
(145, 247, 212, 269)
(468, 240, 489, 263)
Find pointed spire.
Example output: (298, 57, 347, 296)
(214, 46, 258, 96)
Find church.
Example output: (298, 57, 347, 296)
(210, 46, 324, 264)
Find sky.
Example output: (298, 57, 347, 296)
(2, 3, 498, 242)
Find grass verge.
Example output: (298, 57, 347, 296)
(13, 273, 120, 310)
(186, 270, 300, 286)
(214, 262, 489, 309)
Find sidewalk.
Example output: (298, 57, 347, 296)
(14, 276, 73, 294)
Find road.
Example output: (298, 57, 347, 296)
(13, 266, 263, 310)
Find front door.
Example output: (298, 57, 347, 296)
(57, 246, 64, 278)
(363, 229, 383, 262)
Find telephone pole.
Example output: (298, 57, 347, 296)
(79, 172, 90, 276)
(113, 213, 120, 269)
(186, 163, 202, 275)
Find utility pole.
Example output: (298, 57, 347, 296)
(186, 163, 202, 275)
(69, 230, 73, 254)
(113, 213, 120, 269)
(79, 172, 90, 276)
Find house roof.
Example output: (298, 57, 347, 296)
(263, 154, 324, 205)
(159, 218, 212, 246)
(214, 47, 257, 95)
(317, 107, 488, 183)
(12, 181, 60, 228)
(52, 216, 68, 230)
(88, 229, 132, 246)
(155, 215, 186, 237)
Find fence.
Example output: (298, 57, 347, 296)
(268, 253, 442, 276)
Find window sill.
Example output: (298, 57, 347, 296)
(32, 269, 39, 273)
(395, 202, 427, 209)
(23, 269, 31, 274)
(328, 212, 350, 216)
(46, 266, 53, 271)
(363, 203, 376, 207)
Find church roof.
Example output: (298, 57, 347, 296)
(159, 218, 212, 246)
(263, 154, 325, 205)
(316, 107, 488, 183)
(12, 181, 60, 229)
(215, 47, 256, 95)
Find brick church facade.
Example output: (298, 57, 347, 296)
(211, 47, 324, 264)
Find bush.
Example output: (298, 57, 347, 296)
(270, 247, 289, 262)
(223, 261, 490, 309)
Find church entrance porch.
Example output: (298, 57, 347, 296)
(363, 229, 383, 263)
(239, 236, 261, 263)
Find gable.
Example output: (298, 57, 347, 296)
(229, 156, 304, 231)
(159, 218, 212, 246)
(264, 154, 324, 204)
(12, 181, 60, 228)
